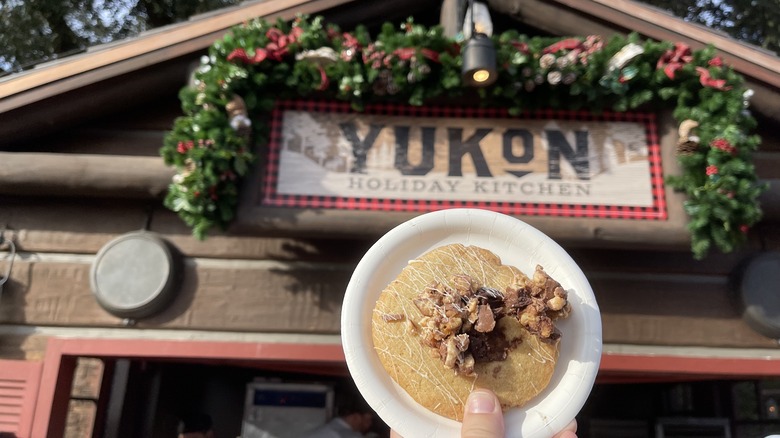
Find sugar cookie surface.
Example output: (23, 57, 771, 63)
(371, 243, 563, 420)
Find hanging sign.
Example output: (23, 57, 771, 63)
(261, 101, 666, 220)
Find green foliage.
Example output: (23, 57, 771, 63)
(0, 0, 242, 75)
(161, 15, 766, 258)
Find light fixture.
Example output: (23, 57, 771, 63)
(461, 0, 497, 87)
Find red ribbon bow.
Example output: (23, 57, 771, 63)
(543, 38, 583, 54)
(392, 47, 441, 63)
(511, 41, 530, 55)
(315, 65, 329, 91)
(226, 26, 303, 64)
(708, 56, 724, 67)
(696, 67, 732, 90)
(656, 42, 693, 80)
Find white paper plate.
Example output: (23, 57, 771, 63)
(342, 208, 602, 438)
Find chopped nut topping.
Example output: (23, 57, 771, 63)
(388, 267, 570, 377)
(511, 265, 570, 340)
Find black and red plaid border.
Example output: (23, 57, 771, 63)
(262, 100, 667, 221)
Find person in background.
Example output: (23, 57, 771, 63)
(305, 392, 374, 438)
(177, 412, 215, 438)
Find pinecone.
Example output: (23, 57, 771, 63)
(676, 119, 700, 155)
(676, 139, 700, 155)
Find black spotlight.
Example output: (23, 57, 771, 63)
(461, 1, 497, 87)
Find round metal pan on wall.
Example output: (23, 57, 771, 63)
(90, 231, 182, 319)
(737, 251, 780, 339)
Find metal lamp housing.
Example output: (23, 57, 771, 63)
(462, 33, 497, 87)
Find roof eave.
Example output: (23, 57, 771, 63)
(490, 0, 780, 90)
(0, 0, 358, 114)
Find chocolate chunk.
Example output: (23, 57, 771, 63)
(476, 286, 504, 300)
(505, 286, 533, 310)
(474, 304, 496, 333)
(468, 329, 511, 363)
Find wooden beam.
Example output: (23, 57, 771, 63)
(487, 0, 618, 38)
(0, 152, 174, 199)
(0, 200, 373, 260)
(0, 160, 774, 255)
(0, 0, 358, 110)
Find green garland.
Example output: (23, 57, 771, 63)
(161, 15, 766, 259)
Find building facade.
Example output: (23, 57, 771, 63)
(1, 0, 780, 437)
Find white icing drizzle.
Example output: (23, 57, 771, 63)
(372, 244, 562, 419)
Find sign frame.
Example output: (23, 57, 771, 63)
(234, 102, 687, 244)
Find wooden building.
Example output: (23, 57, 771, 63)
(1, 0, 780, 437)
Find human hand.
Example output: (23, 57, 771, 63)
(461, 389, 577, 438)
(390, 388, 577, 438)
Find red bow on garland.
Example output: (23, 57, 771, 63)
(511, 41, 531, 54)
(226, 26, 304, 64)
(656, 42, 693, 80)
(392, 47, 441, 63)
(696, 59, 733, 90)
(543, 38, 583, 54)
(657, 43, 732, 90)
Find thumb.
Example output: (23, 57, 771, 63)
(553, 419, 578, 438)
(461, 389, 505, 438)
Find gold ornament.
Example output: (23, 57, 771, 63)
(226, 95, 252, 137)
(226, 95, 247, 118)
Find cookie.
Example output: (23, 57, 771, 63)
(371, 243, 570, 420)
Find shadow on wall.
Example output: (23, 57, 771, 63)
(0, 235, 31, 360)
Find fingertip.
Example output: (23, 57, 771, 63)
(461, 389, 505, 438)
(465, 389, 501, 414)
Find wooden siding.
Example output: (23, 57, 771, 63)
(0, 215, 776, 349)
(0, 96, 779, 351)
